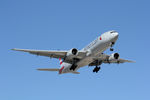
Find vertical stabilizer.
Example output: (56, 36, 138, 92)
(58, 58, 64, 74)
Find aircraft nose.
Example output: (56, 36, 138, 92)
(110, 31, 118, 36)
(111, 31, 119, 41)
(114, 32, 119, 37)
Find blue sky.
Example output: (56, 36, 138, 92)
(0, 0, 150, 100)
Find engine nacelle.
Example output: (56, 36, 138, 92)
(109, 53, 120, 60)
(66, 48, 78, 57)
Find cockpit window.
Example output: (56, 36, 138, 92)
(110, 31, 117, 33)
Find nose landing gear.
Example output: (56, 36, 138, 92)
(110, 48, 114, 51)
(110, 42, 115, 51)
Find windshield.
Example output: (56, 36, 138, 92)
(110, 31, 117, 33)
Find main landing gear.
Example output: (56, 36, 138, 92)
(70, 64, 77, 71)
(92, 60, 101, 73)
(70, 58, 79, 71)
(93, 66, 101, 73)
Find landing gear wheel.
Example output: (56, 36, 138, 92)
(70, 64, 77, 71)
(70, 58, 79, 71)
(93, 66, 101, 73)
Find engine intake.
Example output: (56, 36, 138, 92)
(114, 53, 119, 59)
(66, 48, 78, 57)
(72, 48, 78, 55)
(109, 53, 120, 60)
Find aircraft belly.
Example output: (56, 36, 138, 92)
(62, 68, 70, 73)
(62, 66, 78, 74)
(76, 41, 110, 70)
(92, 41, 110, 56)
(76, 57, 94, 68)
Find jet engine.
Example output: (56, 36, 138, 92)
(66, 48, 78, 57)
(109, 53, 120, 60)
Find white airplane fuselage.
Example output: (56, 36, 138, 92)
(60, 31, 119, 74)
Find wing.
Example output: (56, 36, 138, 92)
(12, 48, 67, 58)
(11, 48, 86, 63)
(103, 58, 134, 63)
(89, 53, 135, 66)
(101, 53, 134, 63)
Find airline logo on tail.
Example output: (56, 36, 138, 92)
(59, 58, 64, 74)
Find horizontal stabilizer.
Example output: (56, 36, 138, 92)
(37, 68, 59, 71)
(72, 71, 80, 74)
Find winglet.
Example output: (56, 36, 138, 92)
(11, 48, 23, 51)
(126, 60, 136, 63)
(11, 48, 16, 50)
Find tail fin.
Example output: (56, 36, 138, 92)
(58, 58, 65, 74)
(59, 58, 63, 68)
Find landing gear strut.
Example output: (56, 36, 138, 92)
(70, 64, 77, 71)
(110, 48, 114, 51)
(93, 66, 101, 73)
(70, 58, 79, 71)
(92, 60, 101, 73)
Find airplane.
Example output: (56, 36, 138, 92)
(12, 30, 134, 74)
